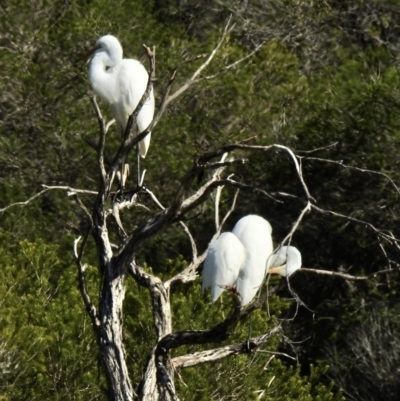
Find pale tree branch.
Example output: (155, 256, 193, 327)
(279, 201, 312, 248)
(166, 182, 241, 289)
(143, 187, 198, 262)
(198, 142, 313, 202)
(297, 142, 339, 154)
(179, 221, 198, 263)
(256, 350, 297, 361)
(42, 185, 98, 196)
(143, 187, 199, 278)
(0, 188, 50, 213)
(300, 266, 400, 281)
(146, 69, 176, 134)
(72, 194, 93, 225)
(200, 41, 266, 81)
(166, 15, 235, 105)
(214, 153, 228, 231)
(73, 236, 100, 328)
(219, 188, 240, 231)
(213, 178, 283, 203)
(112, 202, 128, 241)
(301, 155, 400, 195)
(115, 142, 308, 271)
(311, 204, 400, 247)
(267, 144, 314, 201)
(90, 96, 108, 188)
(0, 185, 97, 214)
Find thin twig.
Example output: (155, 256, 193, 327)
(279, 201, 312, 247)
(0, 189, 50, 213)
(166, 15, 235, 105)
(73, 236, 99, 326)
(145, 188, 166, 210)
(302, 156, 400, 195)
(180, 222, 198, 262)
(296, 142, 338, 154)
(42, 185, 98, 195)
(201, 42, 266, 81)
(219, 189, 240, 233)
(90, 96, 108, 187)
(256, 350, 296, 361)
(311, 204, 400, 246)
(215, 153, 228, 230)
(0, 185, 97, 214)
(147, 69, 177, 133)
(73, 194, 93, 224)
(300, 265, 400, 281)
(178, 53, 208, 66)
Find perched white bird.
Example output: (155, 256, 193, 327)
(267, 246, 302, 277)
(232, 215, 273, 305)
(202, 215, 273, 306)
(202, 232, 246, 302)
(88, 34, 155, 157)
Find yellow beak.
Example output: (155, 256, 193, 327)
(267, 265, 286, 274)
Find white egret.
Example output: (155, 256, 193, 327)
(202, 232, 246, 302)
(267, 246, 302, 277)
(87, 34, 155, 158)
(202, 215, 273, 306)
(232, 215, 273, 305)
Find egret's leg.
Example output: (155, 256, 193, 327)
(246, 314, 252, 352)
(118, 128, 127, 195)
(136, 144, 141, 188)
(116, 160, 125, 194)
(122, 163, 129, 190)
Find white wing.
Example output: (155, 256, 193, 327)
(115, 59, 155, 157)
(232, 215, 273, 306)
(267, 246, 302, 277)
(202, 232, 246, 302)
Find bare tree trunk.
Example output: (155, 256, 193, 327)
(97, 263, 134, 401)
(136, 271, 174, 400)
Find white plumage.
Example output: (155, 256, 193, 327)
(202, 215, 273, 306)
(267, 246, 302, 277)
(88, 34, 155, 157)
(232, 215, 273, 306)
(202, 232, 246, 302)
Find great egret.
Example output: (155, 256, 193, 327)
(202, 215, 273, 306)
(202, 232, 246, 302)
(87, 34, 155, 158)
(267, 246, 302, 277)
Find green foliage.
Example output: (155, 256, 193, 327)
(0, 234, 103, 400)
(176, 357, 342, 401)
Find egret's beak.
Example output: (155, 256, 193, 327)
(267, 265, 286, 274)
(77, 43, 101, 63)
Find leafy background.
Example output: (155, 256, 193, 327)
(1, 0, 400, 400)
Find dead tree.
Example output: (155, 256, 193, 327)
(74, 19, 287, 401)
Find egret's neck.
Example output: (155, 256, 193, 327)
(89, 52, 120, 103)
